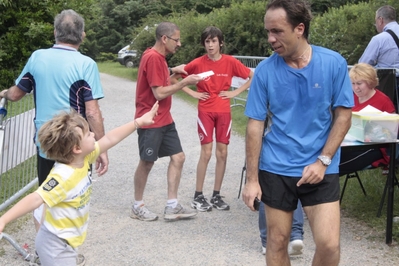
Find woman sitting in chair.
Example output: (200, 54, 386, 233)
(339, 63, 396, 175)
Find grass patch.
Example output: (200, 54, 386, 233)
(97, 61, 137, 81)
(98, 60, 399, 242)
(339, 168, 399, 241)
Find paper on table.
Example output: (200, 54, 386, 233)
(356, 105, 382, 113)
(198, 70, 214, 79)
(354, 105, 397, 116)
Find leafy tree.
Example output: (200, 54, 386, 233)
(0, 0, 97, 89)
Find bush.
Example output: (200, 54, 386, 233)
(96, 52, 116, 62)
(132, 1, 272, 67)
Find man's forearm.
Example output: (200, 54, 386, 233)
(245, 118, 264, 182)
(152, 79, 192, 100)
(85, 100, 105, 140)
(320, 107, 352, 157)
(0, 86, 27, 101)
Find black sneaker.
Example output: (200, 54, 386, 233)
(191, 194, 212, 212)
(210, 194, 230, 210)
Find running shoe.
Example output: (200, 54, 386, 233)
(164, 203, 197, 221)
(191, 194, 212, 212)
(210, 194, 230, 210)
(130, 204, 158, 221)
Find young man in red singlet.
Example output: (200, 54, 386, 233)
(171, 26, 253, 211)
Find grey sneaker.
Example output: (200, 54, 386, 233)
(130, 204, 158, 221)
(164, 203, 198, 221)
(33, 252, 85, 265)
(191, 194, 212, 212)
(210, 194, 230, 210)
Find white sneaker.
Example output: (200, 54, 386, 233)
(261, 246, 266, 255)
(288, 239, 304, 256)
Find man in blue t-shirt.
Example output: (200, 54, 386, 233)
(0, 9, 108, 186)
(242, 1, 353, 265)
(0, 10, 108, 265)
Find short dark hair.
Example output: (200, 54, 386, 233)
(155, 22, 180, 41)
(200, 26, 224, 48)
(54, 9, 85, 45)
(266, 0, 313, 40)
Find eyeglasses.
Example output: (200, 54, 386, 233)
(166, 35, 180, 43)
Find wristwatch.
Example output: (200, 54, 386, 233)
(317, 155, 331, 166)
(168, 67, 173, 75)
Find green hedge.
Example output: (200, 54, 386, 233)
(133, 0, 399, 67)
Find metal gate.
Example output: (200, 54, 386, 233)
(0, 94, 37, 212)
(231, 55, 266, 107)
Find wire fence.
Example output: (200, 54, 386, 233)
(231, 55, 266, 107)
(0, 94, 37, 212)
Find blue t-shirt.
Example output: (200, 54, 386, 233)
(15, 45, 104, 157)
(245, 45, 354, 176)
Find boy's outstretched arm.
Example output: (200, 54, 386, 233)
(0, 192, 44, 233)
(98, 101, 159, 153)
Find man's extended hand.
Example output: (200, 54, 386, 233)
(95, 152, 109, 176)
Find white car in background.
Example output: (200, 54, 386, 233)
(117, 45, 137, 68)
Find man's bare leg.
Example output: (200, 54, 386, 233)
(167, 152, 185, 199)
(134, 159, 154, 201)
(195, 143, 213, 192)
(265, 205, 292, 266)
(213, 142, 227, 191)
(304, 202, 340, 266)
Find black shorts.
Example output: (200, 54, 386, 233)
(137, 122, 183, 162)
(37, 151, 92, 186)
(258, 170, 340, 211)
(37, 152, 55, 186)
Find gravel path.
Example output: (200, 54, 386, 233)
(1, 73, 399, 265)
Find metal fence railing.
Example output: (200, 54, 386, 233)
(231, 55, 267, 107)
(0, 94, 37, 212)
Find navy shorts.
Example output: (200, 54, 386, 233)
(37, 152, 55, 186)
(258, 170, 340, 211)
(137, 122, 183, 162)
(37, 149, 92, 186)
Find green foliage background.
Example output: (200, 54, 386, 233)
(1, 0, 399, 88)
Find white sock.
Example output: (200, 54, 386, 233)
(166, 199, 178, 208)
(134, 200, 144, 209)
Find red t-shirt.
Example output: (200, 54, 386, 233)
(135, 48, 173, 128)
(352, 89, 395, 113)
(184, 55, 250, 112)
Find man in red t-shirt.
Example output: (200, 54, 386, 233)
(131, 22, 203, 222)
(171, 26, 253, 212)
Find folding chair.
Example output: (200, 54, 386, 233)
(340, 171, 367, 204)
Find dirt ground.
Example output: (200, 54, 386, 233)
(1, 73, 399, 265)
